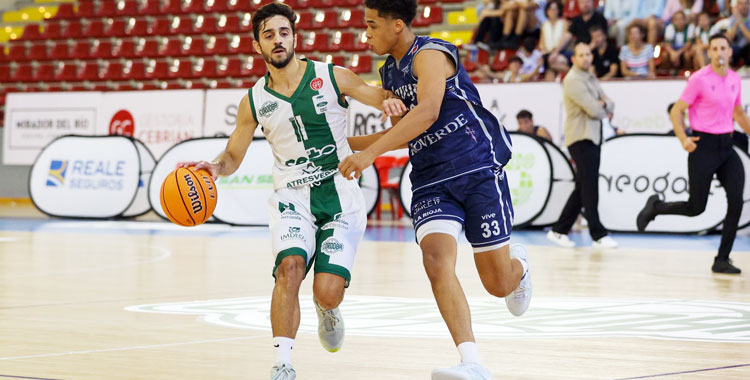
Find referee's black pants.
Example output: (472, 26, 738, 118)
(654, 131, 744, 260)
(553, 139, 609, 241)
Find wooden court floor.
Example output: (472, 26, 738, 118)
(1, 205, 749, 379)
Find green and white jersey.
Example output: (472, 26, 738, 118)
(249, 59, 351, 190)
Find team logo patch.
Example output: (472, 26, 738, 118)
(320, 237, 343, 255)
(409, 44, 418, 55)
(310, 77, 324, 91)
(259, 101, 278, 118)
(313, 94, 327, 114)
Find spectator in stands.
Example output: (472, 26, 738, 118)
(539, 0, 572, 80)
(620, 24, 656, 78)
(726, 0, 750, 68)
(604, 0, 638, 46)
(663, 0, 704, 23)
(590, 25, 620, 79)
(569, 0, 608, 45)
(517, 36, 545, 80)
(632, 0, 666, 45)
(516, 109, 553, 140)
(465, 0, 505, 51)
(497, 0, 546, 49)
(563, 0, 600, 19)
(476, 55, 523, 82)
(661, 10, 695, 71)
(691, 11, 712, 67)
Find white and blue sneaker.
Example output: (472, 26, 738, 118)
(314, 299, 345, 352)
(505, 244, 532, 317)
(432, 362, 494, 380)
(270, 362, 296, 380)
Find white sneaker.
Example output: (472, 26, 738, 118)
(546, 230, 575, 248)
(270, 362, 296, 380)
(432, 362, 494, 380)
(314, 299, 345, 352)
(505, 244, 532, 317)
(592, 235, 618, 249)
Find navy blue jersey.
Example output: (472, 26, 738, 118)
(380, 36, 513, 191)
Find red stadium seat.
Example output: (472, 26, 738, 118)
(310, 0, 336, 8)
(0, 64, 10, 82)
(194, 58, 219, 78)
(0, 49, 6, 62)
(84, 20, 106, 38)
(353, 31, 370, 51)
(105, 19, 128, 37)
(241, 56, 266, 77)
(326, 54, 346, 67)
(228, 36, 254, 55)
(116, 0, 140, 17)
(63, 20, 84, 39)
(78, 61, 100, 81)
(338, 9, 365, 29)
(217, 15, 241, 33)
(217, 57, 242, 77)
(161, 0, 184, 14)
(330, 31, 355, 52)
(136, 39, 159, 58)
(239, 13, 253, 33)
(76, 1, 96, 18)
(146, 60, 169, 79)
(296, 12, 314, 29)
(207, 0, 229, 13)
(54, 3, 76, 19)
(413, 6, 443, 27)
(334, 0, 363, 7)
(28, 43, 47, 61)
(34, 64, 56, 82)
(347, 54, 372, 74)
(150, 18, 171, 35)
(312, 11, 338, 30)
(21, 24, 42, 40)
(55, 62, 78, 81)
(8, 44, 27, 61)
(184, 0, 206, 14)
(41, 22, 63, 40)
(169, 59, 194, 79)
(159, 38, 181, 57)
(127, 19, 150, 37)
(490, 49, 515, 71)
(171, 16, 194, 35)
(182, 37, 206, 56)
(12, 64, 34, 82)
(114, 39, 137, 58)
(206, 36, 229, 55)
(124, 60, 146, 80)
(96, 1, 118, 17)
(50, 42, 69, 60)
(101, 61, 123, 81)
(91, 40, 113, 59)
(71, 41, 90, 59)
(195, 16, 218, 34)
(312, 32, 333, 52)
(139, 0, 162, 15)
(228, 0, 253, 12)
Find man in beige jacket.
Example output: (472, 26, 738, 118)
(547, 42, 618, 249)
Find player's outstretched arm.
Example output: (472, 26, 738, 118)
(333, 66, 407, 119)
(339, 49, 451, 179)
(177, 94, 258, 179)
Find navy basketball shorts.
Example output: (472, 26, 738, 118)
(410, 167, 514, 252)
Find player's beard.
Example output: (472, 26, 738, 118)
(263, 44, 294, 69)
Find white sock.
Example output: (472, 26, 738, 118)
(273, 336, 294, 365)
(457, 341, 481, 365)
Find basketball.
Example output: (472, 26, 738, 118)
(160, 167, 218, 227)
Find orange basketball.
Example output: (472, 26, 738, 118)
(160, 167, 218, 226)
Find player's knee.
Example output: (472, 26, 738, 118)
(313, 290, 343, 310)
(275, 256, 305, 283)
(422, 250, 453, 281)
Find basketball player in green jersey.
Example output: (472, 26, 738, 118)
(177, 3, 406, 379)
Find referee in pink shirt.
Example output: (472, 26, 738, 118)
(637, 34, 750, 274)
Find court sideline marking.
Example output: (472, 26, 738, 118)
(613, 363, 750, 379)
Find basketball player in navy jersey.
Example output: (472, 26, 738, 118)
(338, 0, 531, 378)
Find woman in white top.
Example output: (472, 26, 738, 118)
(619, 24, 656, 78)
(538, 0, 571, 80)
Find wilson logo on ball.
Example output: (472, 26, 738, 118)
(160, 167, 218, 227)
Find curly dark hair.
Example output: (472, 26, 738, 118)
(252, 2, 297, 41)
(364, 0, 417, 26)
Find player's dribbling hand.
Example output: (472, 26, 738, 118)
(681, 136, 700, 153)
(380, 98, 408, 123)
(338, 150, 376, 180)
(176, 161, 221, 180)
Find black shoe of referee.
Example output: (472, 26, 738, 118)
(712, 257, 741, 274)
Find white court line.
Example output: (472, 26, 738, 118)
(0, 237, 18, 242)
(2, 246, 172, 279)
(0, 335, 267, 361)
